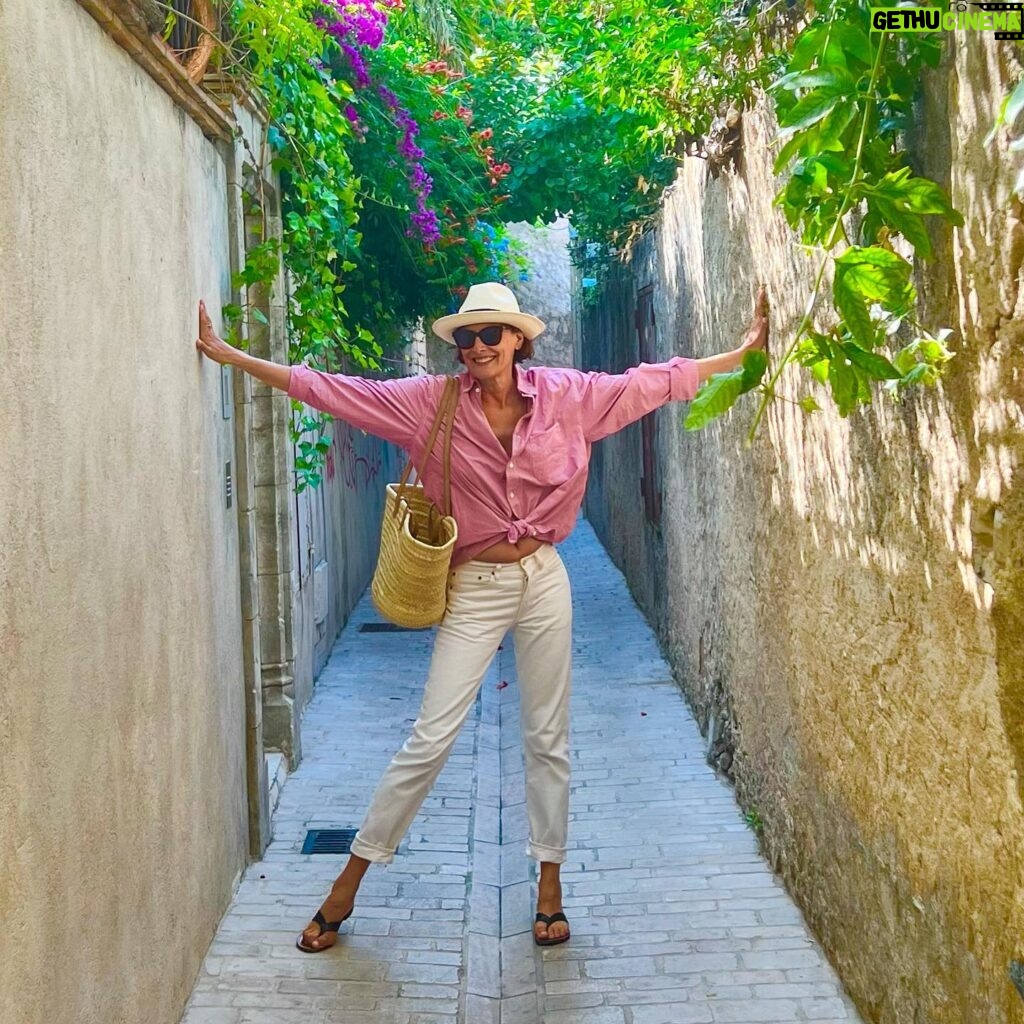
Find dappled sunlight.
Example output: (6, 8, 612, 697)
(659, 162, 712, 348)
(762, 336, 1018, 612)
(766, 367, 913, 578)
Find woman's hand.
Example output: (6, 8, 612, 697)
(693, 285, 770, 382)
(740, 285, 769, 355)
(193, 300, 293, 391)
(195, 300, 238, 365)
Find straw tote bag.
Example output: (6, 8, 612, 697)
(370, 377, 460, 628)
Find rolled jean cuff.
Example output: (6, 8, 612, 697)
(350, 833, 398, 863)
(526, 839, 567, 864)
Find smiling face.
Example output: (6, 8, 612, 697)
(458, 322, 524, 383)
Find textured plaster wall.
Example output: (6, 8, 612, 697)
(0, 1, 249, 1022)
(582, 35, 1024, 1024)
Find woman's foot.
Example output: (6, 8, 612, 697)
(534, 864, 570, 944)
(297, 883, 356, 951)
(296, 854, 371, 952)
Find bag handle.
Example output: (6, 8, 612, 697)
(392, 377, 460, 518)
(439, 376, 457, 518)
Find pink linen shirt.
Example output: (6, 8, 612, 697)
(287, 359, 700, 567)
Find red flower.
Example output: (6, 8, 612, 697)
(432, 110, 448, 120)
(478, 127, 494, 141)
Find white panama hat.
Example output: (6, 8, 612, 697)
(431, 282, 546, 345)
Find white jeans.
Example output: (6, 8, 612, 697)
(350, 542, 573, 864)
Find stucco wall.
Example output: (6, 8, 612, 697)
(504, 216, 575, 367)
(0, 2, 249, 1022)
(582, 34, 1024, 1024)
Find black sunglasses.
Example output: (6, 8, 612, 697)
(453, 324, 505, 350)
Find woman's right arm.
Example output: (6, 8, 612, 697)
(194, 299, 438, 448)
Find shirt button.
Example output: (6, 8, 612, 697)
(509, 490, 515, 497)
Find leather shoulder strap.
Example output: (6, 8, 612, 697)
(392, 377, 457, 515)
(440, 378, 459, 517)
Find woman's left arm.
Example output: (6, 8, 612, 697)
(693, 285, 769, 382)
(577, 287, 770, 442)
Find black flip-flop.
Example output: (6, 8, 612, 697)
(295, 908, 353, 953)
(534, 911, 571, 946)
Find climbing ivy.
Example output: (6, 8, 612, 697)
(683, 1, 965, 435)
(203, 0, 525, 490)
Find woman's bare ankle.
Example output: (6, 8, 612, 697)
(327, 853, 371, 900)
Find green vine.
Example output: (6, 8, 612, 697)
(683, 1, 963, 436)
(187, 0, 985, 467)
(203, 0, 526, 490)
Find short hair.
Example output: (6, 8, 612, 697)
(455, 326, 534, 365)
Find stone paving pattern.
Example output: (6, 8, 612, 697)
(180, 518, 863, 1024)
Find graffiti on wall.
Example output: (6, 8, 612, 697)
(325, 423, 383, 493)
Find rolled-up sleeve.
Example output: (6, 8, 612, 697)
(287, 365, 441, 449)
(578, 357, 700, 442)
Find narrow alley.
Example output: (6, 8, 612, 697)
(180, 519, 862, 1024)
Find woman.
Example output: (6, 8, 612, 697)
(194, 280, 769, 951)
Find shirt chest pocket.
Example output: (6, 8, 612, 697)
(524, 422, 579, 486)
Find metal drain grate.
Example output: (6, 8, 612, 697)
(359, 623, 428, 633)
(301, 828, 359, 854)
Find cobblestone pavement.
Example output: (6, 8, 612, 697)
(181, 518, 863, 1024)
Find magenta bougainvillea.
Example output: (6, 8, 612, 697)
(313, 0, 443, 246)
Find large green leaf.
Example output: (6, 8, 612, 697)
(827, 355, 873, 417)
(838, 341, 901, 380)
(834, 20, 874, 68)
(833, 247, 914, 344)
(859, 167, 964, 254)
(683, 369, 745, 431)
(778, 91, 840, 137)
(771, 69, 841, 93)
(773, 124, 820, 174)
(740, 349, 768, 391)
